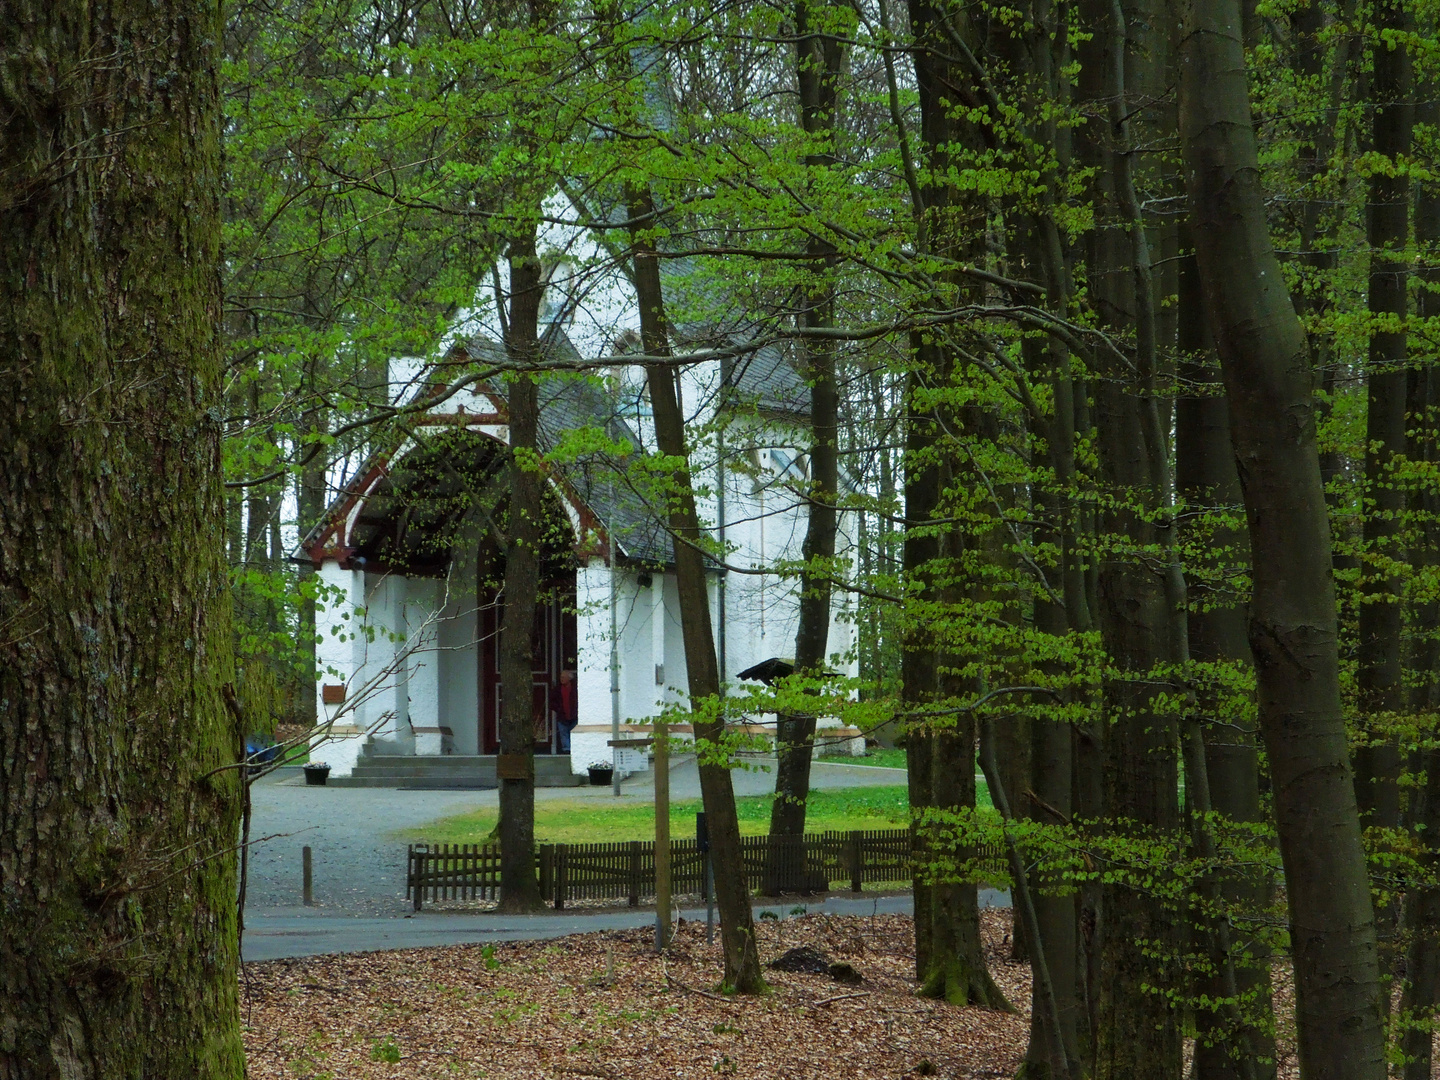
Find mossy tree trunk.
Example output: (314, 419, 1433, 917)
(1399, 73, 1440, 1080)
(902, 0, 1008, 1010)
(0, 0, 245, 1074)
(1077, 2, 1182, 1074)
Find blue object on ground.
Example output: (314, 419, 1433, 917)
(245, 740, 280, 775)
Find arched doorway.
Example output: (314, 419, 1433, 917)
(345, 428, 580, 757)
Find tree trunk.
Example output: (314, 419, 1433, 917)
(768, 0, 843, 857)
(297, 361, 328, 729)
(629, 188, 764, 993)
(1353, 0, 1412, 836)
(903, 0, 1007, 1008)
(1398, 367, 1440, 1080)
(1021, 7, 1086, 1044)
(496, 229, 545, 914)
(1078, 2, 1183, 1074)
(1398, 74, 1440, 1080)
(0, 0, 245, 1072)
(1179, 6, 1386, 1079)
(1176, 236, 1276, 1080)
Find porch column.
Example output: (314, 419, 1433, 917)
(356, 572, 412, 752)
(572, 557, 618, 776)
(312, 559, 368, 775)
(405, 578, 446, 755)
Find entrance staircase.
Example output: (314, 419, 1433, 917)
(329, 745, 584, 788)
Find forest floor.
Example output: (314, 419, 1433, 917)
(241, 909, 1031, 1080)
(239, 908, 1306, 1080)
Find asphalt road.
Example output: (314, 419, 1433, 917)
(241, 890, 1012, 962)
(240, 757, 1012, 961)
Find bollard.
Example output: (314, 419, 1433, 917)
(302, 846, 313, 906)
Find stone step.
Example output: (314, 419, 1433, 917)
(329, 753, 587, 789)
(327, 773, 583, 789)
(347, 764, 579, 778)
(326, 774, 497, 789)
(353, 754, 575, 769)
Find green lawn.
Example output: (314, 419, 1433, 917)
(399, 780, 994, 845)
(817, 747, 908, 770)
(399, 785, 917, 845)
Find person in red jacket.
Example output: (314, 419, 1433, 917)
(555, 670, 578, 752)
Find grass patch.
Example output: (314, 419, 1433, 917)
(817, 747, 908, 770)
(400, 785, 921, 845)
(400, 781, 995, 845)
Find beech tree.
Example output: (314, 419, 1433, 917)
(1180, 1, 1386, 1077)
(0, 0, 245, 1076)
(196, 0, 1440, 1064)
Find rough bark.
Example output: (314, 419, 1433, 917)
(1176, 238, 1276, 1080)
(1179, 6, 1386, 1079)
(1353, 0, 1413, 835)
(629, 188, 764, 993)
(768, 0, 843, 854)
(0, 0, 246, 1072)
(496, 228, 545, 914)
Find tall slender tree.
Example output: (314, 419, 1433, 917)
(767, 0, 845, 856)
(630, 181, 765, 993)
(1354, 0, 1414, 834)
(496, 220, 547, 913)
(1180, 3, 1386, 1077)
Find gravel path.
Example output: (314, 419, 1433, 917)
(244, 757, 909, 917)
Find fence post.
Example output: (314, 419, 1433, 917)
(554, 844, 567, 910)
(412, 846, 425, 912)
(628, 840, 642, 908)
(850, 831, 863, 894)
(539, 844, 553, 905)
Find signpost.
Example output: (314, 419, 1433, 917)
(696, 811, 713, 945)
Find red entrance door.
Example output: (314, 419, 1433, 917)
(479, 584, 576, 754)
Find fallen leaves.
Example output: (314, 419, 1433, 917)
(241, 909, 1033, 1079)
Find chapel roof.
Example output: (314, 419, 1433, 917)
(449, 330, 673, 566)
(298, 322, 809, 571)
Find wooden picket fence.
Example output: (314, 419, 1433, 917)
(406, 829, 1002, 911)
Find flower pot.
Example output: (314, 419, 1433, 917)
(588, 765, 614, 787)
(304, 764, 331, 786)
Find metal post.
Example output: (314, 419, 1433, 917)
(609, 487, 621, 798)
(697, 812, 714, 945)
(706, 856, 715, 945)
(655, 719, 670, 949)
(716, 424, 727, 687)
(302, 846, 313, 907)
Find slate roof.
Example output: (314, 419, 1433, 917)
(451, 328, 673, 565)
(723, 342, 809, 419)
(300, 322, 808, 570)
